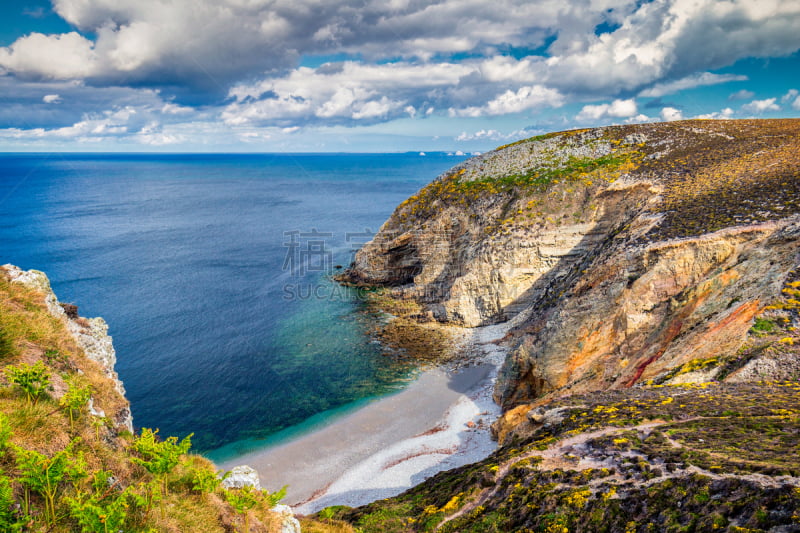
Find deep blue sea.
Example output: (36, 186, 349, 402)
(0, 152, 467, 453)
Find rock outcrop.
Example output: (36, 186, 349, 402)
(221, 465, 262, 490)
(340, 119, 800, 412)
(3, 263, 134, 432)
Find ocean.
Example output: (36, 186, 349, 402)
(0, 152, 467, 454)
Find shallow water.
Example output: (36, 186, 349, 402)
(0, 152, 466, 452)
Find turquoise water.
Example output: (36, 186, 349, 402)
(0, 152, 466, 452)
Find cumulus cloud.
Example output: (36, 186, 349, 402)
(0, 0, 567, 90)
(741, 98, 780, 113)
(694, 107, 735, 119)
(223, 61, 475, 126)
(639, 72, 747, 98)
(43, 94, 62, 104)
(39, 106, 136, 139)
(660, 107, 684, 121)
(137, 122, 184, 145)
(0, 0, 797, 100)
(0, 32, 97, 80)
(0, 0, 799, 141)
(576, 99, 638, 121)
(625, 114, 651, 123)
(455, 128, 545, 142)
(223, 60, 564, 126)
(452, 85, 564, 117)
(0, 93, 207, 146)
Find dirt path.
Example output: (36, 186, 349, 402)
(439, 420, 668, 528)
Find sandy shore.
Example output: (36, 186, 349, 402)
(218, 323, 509, 515)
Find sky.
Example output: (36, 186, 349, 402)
(0, 0, 798, 152)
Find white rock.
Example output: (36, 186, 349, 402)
(221, 465, 261, 490)
(272, 504, 301, 533)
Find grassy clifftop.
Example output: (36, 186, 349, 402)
(394, 119, 800, 240)
(0, 266, 350, 532)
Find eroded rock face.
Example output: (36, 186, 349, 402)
(495, 220, 799, 406)
(341, 119, 800, 408)
(3, 264, 133, 432)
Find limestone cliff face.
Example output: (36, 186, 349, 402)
(3, 264, 133, 432)
(341, 119, 800, 409)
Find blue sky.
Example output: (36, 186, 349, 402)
(0, 0, 799, 152)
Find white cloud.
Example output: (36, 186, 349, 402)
(782, 89, 799, 103)
(455, 128, 544, 142)
(1, 0, 799, 141)
(576, 98, 638, 121)
(694, 107, 735, 119)
(453, 85, 564, 117)
(43, 94, 62, 104)
(0, 32, 97, 80)
(782, 89, 800, 110)
(625, 114, 651, 123)
(160, 102, 193, 115)
(544, 0, 800, 96)
(456, 129, 504, 141)
(0, 97, 207, 145)
(137, 121, 184, 145)
(741, 97, 780, 113)
(0, 0, 796, 104)
(224, 61, 474, 126)
(660, 107, 684, 121)
(729, 89, 755, 100)
(639, 72, 747, 98)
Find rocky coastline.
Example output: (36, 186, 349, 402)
(327, 119, 800, 531)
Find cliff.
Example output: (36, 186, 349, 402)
(0, 265, 326, 533)
(340, 119, 800, 409)
(329, 119, 800, 532)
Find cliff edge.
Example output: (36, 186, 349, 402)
(0, 265, 317, 532)
(340, 119, 800, 411)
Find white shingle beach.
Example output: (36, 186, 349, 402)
(219, 323, 509, 515)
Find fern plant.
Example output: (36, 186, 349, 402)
(91, 416, 107, 442)
(264, 485, 287, 508)
(14, 439, 86, 525)
(0, 413, 11, 457)
(131, 428, 192, 497)
(0, 472, 22, 532)
(192, 468, 224, 494)
(67, 481, 129, 533)
(225, 485, 259, 533)
(59, 381, 92, 432)
(4, 361, 50, 405)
